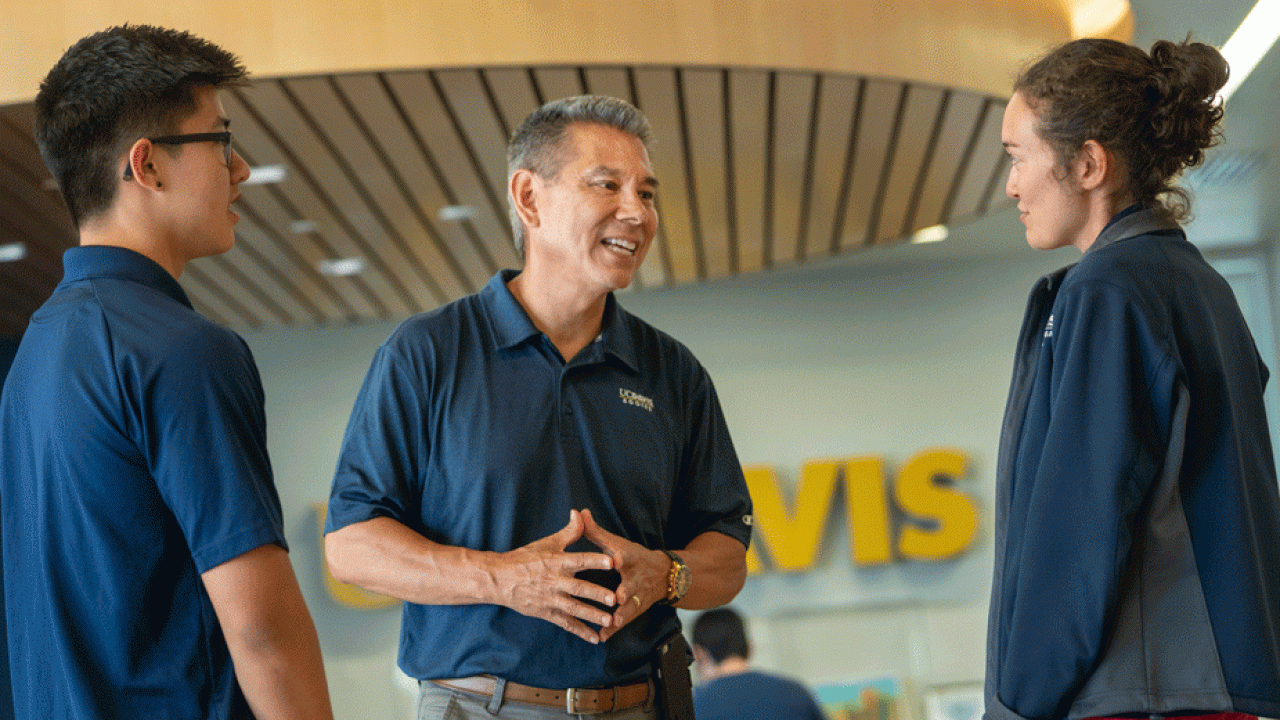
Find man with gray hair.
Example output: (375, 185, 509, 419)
(325, 95, 753, 719)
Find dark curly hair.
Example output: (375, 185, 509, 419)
(35, 25, 248, 227)
(1014, 38, 1228, 222)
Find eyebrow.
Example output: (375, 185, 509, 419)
(585, 165, 659, 188)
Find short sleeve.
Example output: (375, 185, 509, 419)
(667, 364, 752, 550)
(146, 327, 286, 574)
(326, 337, 429, 534)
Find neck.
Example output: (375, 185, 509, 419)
(1075, 193, 1133, 253)
(702, 656, 751, 682)
(79, 204, 185, 279)
(507, 265, 609, 362)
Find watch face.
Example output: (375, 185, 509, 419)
(673, 564, 692, 599)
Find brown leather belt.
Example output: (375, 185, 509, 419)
(432, 674, 651, 715)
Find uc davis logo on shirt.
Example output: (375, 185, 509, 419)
(619, 388, 654, 412)
(1044, 314, 1054, 338)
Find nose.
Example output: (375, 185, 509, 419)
(230, 148, 251, 186)
(1005, 169, 1017, 200)
(616, 187, 648, 225)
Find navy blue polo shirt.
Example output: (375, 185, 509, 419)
(327, 270, 752, 688)
(0, 246, 287, 719)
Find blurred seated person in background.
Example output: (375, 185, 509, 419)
(691, 608, 826, 720)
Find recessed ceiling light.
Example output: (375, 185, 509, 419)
(910, 224, 949, 244)
(243, 164, 287, 185)
(1219, 0, 1280, 103)
(317, 257, 365, 276)
(0, 242, 27, 262)
(438, 205, 476, 222)
(290, 219, 319, 234)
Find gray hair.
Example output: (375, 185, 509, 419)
(507, 95, 652, 255)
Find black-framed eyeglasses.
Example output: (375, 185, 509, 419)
(122, 132, 233, 180)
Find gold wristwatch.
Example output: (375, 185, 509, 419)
(658, 549, 691, 605)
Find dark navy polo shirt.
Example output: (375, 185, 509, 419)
(327, 270, 752, 689)
(0, 246, 287, 719)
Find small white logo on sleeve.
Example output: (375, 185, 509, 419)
(1044, 314, 1054, 338)
(619, 388, 654, 412)
(743, 515, 754, 526)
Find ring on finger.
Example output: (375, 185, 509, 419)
(632, 595, 643, 609)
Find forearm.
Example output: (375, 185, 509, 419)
(327, 513, 618, 643)
(672, 531, 747, 610)
(202, 545, 333, 720)
(229, 583, 333, 720)
(324, 516, 503, 605)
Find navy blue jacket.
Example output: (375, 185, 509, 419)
(985, 209, 1280, 720)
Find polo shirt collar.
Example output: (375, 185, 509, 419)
(484, 270, 542, 350)
(61, 245, 192, 309)
(482, 270, 639, 372)
(598, 295, 639, 373)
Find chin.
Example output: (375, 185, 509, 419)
(1025, 233, 1059, 252)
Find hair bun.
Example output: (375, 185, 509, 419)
(1150, 39, 1229, 104)
(1145, 39, 1227, 183)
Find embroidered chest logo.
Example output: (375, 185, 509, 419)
(619, 388, 654, 412)
(1044, 313, 1055, 338)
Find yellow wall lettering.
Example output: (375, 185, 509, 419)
(745, 449, 978, 572)
(893, 449, 979, 561)
(845, 456, 893, 566)
(743, 461, 840, 571)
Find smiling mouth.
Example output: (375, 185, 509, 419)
(602, 237, 638, 255)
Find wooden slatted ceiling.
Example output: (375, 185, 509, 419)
(0, 65, 1013, 337)
(0, 103, 74, 335)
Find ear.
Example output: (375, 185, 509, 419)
(125, 138, 164, 191)
(1074, 139, 1110, 192)
(510, 168, 541, 234)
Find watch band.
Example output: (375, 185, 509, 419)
(657, 549, 691, 605)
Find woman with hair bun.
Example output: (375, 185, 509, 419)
(985, 38, 1280, 720)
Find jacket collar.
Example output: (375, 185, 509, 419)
(1087, 205, 1181, 254)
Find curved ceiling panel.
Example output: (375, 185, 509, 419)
(0, 0, 1129, 104)
(0, 65, 1013, 332)
(0, 0, 1133, 334)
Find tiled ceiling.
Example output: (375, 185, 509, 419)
(0, 64, 1012, 335)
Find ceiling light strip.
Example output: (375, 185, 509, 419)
(1219, 0, 1280, 103)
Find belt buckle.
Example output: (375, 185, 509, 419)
(566, 687, 612, 715)
(566, 687, 580, 714)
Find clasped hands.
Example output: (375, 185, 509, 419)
(491, 508, 669, 644)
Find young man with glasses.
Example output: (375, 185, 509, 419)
(0, 25, 333, 719)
